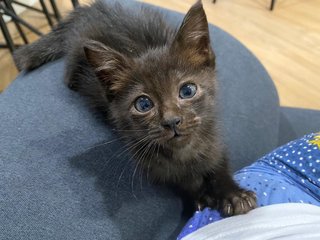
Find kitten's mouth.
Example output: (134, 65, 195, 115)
(168, 130, 189, 142)
(154, 127, 193, 145)
(173, 130, 180, 138)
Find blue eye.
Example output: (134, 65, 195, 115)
(134, 96, 154, 112)
(179, 83, 197, 99)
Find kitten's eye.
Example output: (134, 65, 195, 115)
(134, 96, 154, 113)
(179, 83, 197, 99)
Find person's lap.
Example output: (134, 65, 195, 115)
(178, 132, 320, 239)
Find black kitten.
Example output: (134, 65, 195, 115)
(14, 0, 256, 216)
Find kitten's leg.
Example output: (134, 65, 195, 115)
(13, 23, 67, 71)
(197, 158, 257, 216)
(64, 48, 89, 91)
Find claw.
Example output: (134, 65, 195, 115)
(216, 199, 220, 208)
(197, 203, 202, 211)
(240, 201, 245, 210)
(247, 199, 253, 208)
(227, 204, 232, 215)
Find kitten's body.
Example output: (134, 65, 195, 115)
(14, 0, 256, 216)
(15, 1, 173, 71)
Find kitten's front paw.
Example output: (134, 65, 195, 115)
(195, 189, 256, 216)
(220, 189, 257, 217)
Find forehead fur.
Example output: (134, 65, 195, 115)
(127, 47, 216, 100)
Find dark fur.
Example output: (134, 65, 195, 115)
(14, 0, 256, 216)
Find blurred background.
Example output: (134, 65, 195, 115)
(0, 0, 319, 110)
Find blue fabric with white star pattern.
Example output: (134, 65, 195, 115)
(178, 133, 320, 240)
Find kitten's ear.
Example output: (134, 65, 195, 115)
(172, 0, 215, 66)
(84, 40, 132, 95)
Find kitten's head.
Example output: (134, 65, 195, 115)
(84, 1, 217, 154)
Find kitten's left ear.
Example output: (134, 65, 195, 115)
(172, 0, 215, 67)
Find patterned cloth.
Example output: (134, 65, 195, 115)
(178, 132, 320, 240)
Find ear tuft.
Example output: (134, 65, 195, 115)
(84, 40, 132, 94)
(172, 1, 215, 66)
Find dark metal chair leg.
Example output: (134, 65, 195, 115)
(270, 0, 276, 11)
(71, 0, 79, 8)
(4, 0, 28, 44)
(0, 4, 43, 36)
(39, 0, 54, 27)
(49, 0, 61, 21)
(0, 11, 15, 52)
(12, 0, 50, 15)
(0, 43, 21, 48)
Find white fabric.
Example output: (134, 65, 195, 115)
(182, 203, 320, 240)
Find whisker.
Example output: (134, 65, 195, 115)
(156, 142, 160, 158)
(146, 142, 157, 184)
(109, 135, 150, 188)
(198, 128, 213, 142)
(116, 135, 149, 158)
(135, 141, 154, 194)
(103, 137, 139, 168)
(112, 129, 150, 132)
(114, 134, 150, 190)
(183, 123, 199, 131)
(101, 138, 141, 183)
(129, 139, 151, 199)
(148, 128, 162, 135)
(83, 135, 127, 152)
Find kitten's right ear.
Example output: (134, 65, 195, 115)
(84, 40, 132, 95)
(171, 0, 215, 67)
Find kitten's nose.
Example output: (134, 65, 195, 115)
(161, 116, 182, 130)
